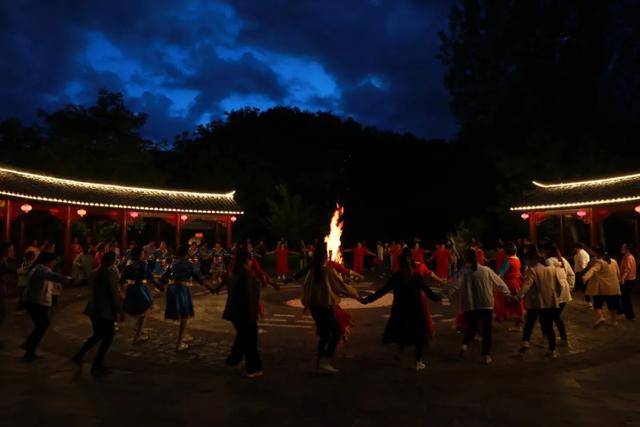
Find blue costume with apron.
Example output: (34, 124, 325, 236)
(162, 259, 204, 320)
(121, 260, 156, 316)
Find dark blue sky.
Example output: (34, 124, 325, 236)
(1, 0, 457, 141)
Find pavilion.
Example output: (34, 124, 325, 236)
(510, 172, 640, 251)
(0, 166, 243, 263)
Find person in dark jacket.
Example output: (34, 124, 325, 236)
(222, 250, 263, 378)
(363, 248, 442, 370)
(0, 243, 17, 348)
(72, 252, 123, 376)
(22, 252, 70, 361)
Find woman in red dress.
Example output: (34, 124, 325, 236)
(412, 242, 428, 264)
(493, 240, 506, 273)
(496, 241, 523, 331)
(428, 242, 451, 280)
(268, 243, 298, 282)
(343, 242, 375, 275)
(389, 241, 402, 273)
(414, 261, 447, 339)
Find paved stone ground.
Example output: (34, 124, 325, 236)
(2, 278, 640, 427)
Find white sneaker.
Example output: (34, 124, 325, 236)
(176, 342, 189, 352)
(416, 360, 427, 370)
(548, 350, 559, 359)
(134, 333, 150, 343)
(593, 318, 606, 328)
(318, 361, 339, 373)
(481, 355, 493, 365)
(459, 344, 468, 359)
(246, 371, 264, 379)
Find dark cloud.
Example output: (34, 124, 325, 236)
(0, 0, 458, 140)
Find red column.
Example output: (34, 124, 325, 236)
(121, 210, 128, 252)
(3, 199, 11, 243)
(528, 212, 537, 244)
(226, 216, 233, 248)
(589, 208, 598, 247)
(63, 206, 72, 273)
(175, 213, 182, 250)
(559, 214, 565, 254)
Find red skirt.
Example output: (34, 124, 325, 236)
(333, 305, 353, 339)
(420, 291, 436, 339)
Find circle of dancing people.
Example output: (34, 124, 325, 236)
(3, 234, 635, 378)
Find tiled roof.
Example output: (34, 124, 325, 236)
(0, 166, 243, 214)
(511, 173, 640, 211)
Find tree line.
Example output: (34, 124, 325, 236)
(1, 0, 638, 248)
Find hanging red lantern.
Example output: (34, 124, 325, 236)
(180, 214, 188, 221)
(520, 212, 529, 220)
(230, 215, 237, 222)
(20, 204, 33, 214)
(634, 205, 640, 214)
(77, 209, 87, 217)
(130, 211, 139, 219)
(576, 210, 587, 218)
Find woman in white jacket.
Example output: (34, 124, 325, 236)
(541, 242, 574, 346)
(443, 249, 512, 365)
(517, 246, 563, 358)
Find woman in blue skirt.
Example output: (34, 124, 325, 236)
(162, 245, 208, 351)
(120, 246, 161, 342)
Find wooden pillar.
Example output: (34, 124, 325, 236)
(559, 214, 565, 254)
(226, 216, 233, 249)
(589, 208, 598, 247)
(121, 210, 128, 251)
(528, 212, 537, 245)
(19, 217, 25, 252)
(3, 199, 11, 243)
(63, 206, 72, 273)
(175, 213, 181, 250)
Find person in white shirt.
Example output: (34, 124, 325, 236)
(573, 242, 591, 304)
(542, 242, 574, 345)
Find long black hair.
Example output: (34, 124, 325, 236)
(541, 241, 563, 266)
(463, 248, 478, 271)
(592, 245, 611, 264)
(28, 252, 57, 272)
(398, 247, 414, 280)
(233, 249, 251, 276)
(312, 242, 327, 282)
(524, 244, 545, 266)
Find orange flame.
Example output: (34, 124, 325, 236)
(324, 204, 344, 265)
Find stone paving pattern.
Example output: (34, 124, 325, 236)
(2, 279, 640, 427)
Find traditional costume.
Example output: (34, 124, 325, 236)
(162, 259, 204, 320)
(120, 260, 157, 316)
(496, 256, 523, 322)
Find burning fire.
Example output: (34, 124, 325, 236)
(324, 204, 344, 265)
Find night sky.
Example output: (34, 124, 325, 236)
(1, 0, 457, 141)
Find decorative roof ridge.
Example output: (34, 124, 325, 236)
(532, 172, 640, 189)
(0, 165, 235, 199)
